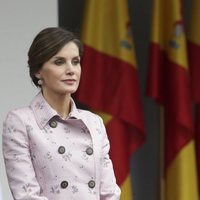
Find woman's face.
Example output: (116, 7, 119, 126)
(36, 42, 81, 96)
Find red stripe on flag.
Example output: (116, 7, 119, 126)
(106, 117, 136, 185)
(188, 41, 200, 103)
(75, 45, 145, 139)
(147, 43, 165, 103)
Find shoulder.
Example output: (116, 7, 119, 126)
(4, 106, 32, 125)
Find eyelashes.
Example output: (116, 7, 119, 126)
(54, 59, 65, 66)
(71, 59, 80, 66)
(54, 58, 80, 66)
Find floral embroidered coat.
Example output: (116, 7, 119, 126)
(2, 92, 121, 200)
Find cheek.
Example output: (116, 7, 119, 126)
(43, 69, 60, 80)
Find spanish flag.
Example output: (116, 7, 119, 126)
(146, 0, 198, 199)
(188, 0, 200, 196)
(74, 0, 145, 199)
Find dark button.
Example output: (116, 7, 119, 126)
(60, 181, 68, 188)
(58, 146, 65, 154)
(88, 180, 95, 188)
(86, 147, 93, 155)
(49, 121, 57, 128)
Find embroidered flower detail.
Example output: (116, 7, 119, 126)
(50, 184, 60, 194)
(6, 125, 17, 134)
(42, 165, 47, 170)
(88, 186, 96, 194)
(102, 156, 110, 167)
(81, 126, 90, 134)
(35, 101, 45, 110)
(71, 185, 78, 194)
(22, 183, 32, 193)
(81, 151, 89, 162)
(62, 151, 72, 161)
(46, 151, 53, 161)
(40, 118, 48, 126)
(64, 127, 70, 133)
(13, 153, 21, 162)
(43, 126, 53, 134)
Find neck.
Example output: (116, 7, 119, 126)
(42, 90, 71, 119)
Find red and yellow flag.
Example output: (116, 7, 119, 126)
(147, 0, 198, 199)
(74, 0, 145, 199)
(188, 0, 200, 195)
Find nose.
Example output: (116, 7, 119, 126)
(67, 71, 74, 76)
(65, 63, 75, 76)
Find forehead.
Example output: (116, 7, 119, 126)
(55, 42, 79, 57)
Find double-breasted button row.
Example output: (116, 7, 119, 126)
(60, 180, 95, 189)
(58, 146, 93, 156)
(58, 145, 94, 189)
(49, 121, 57, 128)
(60, 181, 68, 188)
(86, 147, 93, 155)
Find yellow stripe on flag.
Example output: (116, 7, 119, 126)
(81, 0, 137, 67)
(166, 140, 198, 200)
(188, 0, 200, 45)
(94, 111, 112, 125)
(120, 175, 133, 200)
(151, 0, 188, 68)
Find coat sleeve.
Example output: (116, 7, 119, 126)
(98, 117, 121, 200)
(2, 110, 48, 200)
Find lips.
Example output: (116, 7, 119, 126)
(62, 79, 76, 85)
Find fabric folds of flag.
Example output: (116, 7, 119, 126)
(188, 0, 200, 103)
(74, 0, 145, 199)
(146, 0, 198, 199)
(188, 0, 200, 195)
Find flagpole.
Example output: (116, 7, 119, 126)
(160, 107, 165, 200)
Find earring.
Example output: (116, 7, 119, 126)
(38, 79, 43, 85)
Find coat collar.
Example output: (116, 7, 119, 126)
(30, 92, 82, 129)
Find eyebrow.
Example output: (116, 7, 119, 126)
(53, 56, 80, 59)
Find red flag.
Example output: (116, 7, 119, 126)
(147, 0, 198, 199)
(74, 0, 145, 199)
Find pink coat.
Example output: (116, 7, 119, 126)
(2, 92, 121, 200)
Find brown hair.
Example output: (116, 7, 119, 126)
(28, 27, 83, 87)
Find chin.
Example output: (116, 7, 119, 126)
(60, 89, 77, 95)
(54, 85, 78, 95)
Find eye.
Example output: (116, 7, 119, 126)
(54, 58, 65, 66)
(72, 58, 80, 66)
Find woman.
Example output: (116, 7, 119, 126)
(2, 27, 121, 200)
